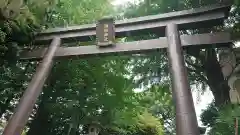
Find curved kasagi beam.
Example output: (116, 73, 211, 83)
(35, 4, 231, 44)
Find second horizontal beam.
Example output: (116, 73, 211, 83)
(20, 32, 231, 60)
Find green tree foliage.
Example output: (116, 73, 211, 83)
(0, 0, 54, 125)
(120, 0, 239, 105)
(119, 0, 239, 134)
(137, 85, 175, 133)
(201, 104, 240, 134)
(0, 0, 40, 64)
(136, 112, 164, 135)
(1, 0, 238, 135)
(41, 0, 113, 27)
(2, 0, 170, 135)
(25, 56, 169, 135)
(109, 110, 164, 135)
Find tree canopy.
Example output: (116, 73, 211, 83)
(0, 0, 239, 135)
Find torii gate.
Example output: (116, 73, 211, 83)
(3, 3, 231, 135)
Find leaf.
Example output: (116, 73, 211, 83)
(0, 0, 8, 9)
(7, 0, 23, 10)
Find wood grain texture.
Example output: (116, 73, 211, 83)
(35, 4, 230, 44)
(21, 32, 231, 60)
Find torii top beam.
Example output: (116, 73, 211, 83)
(35, 4, 231, 44)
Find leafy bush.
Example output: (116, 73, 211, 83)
(0, 0, 55, 65)
(201, 103, 240, 135)
(109, 111, 164, 135)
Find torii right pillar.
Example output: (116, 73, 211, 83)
(166, 24, 200, 135)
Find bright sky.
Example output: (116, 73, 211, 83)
(112, 0, 133, 5)
(112, 0, 214, 129)
(192, 87, 213, 126)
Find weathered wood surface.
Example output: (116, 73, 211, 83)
(21, 32, 231, 60)
(35, 4, 230, 44)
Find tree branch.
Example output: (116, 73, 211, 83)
(185, 58, 204, 72)
(186, 47, 205, 63)
(187, 67, 209, 86)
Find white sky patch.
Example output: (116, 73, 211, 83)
(112, 0, 137, 5)
(235, 41, 240, 47)
(192, 87, 214, 126)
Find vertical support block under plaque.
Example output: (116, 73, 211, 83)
(96, 17, 115, 47)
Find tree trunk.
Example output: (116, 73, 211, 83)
(203, 48, 230, 106)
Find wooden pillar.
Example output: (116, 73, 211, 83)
(166, 24, 200, 135)
(3, 38, 61, 135)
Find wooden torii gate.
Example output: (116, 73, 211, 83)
(3, 3, 231, 135)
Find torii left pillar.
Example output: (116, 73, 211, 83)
(3, 38, 61, 135)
